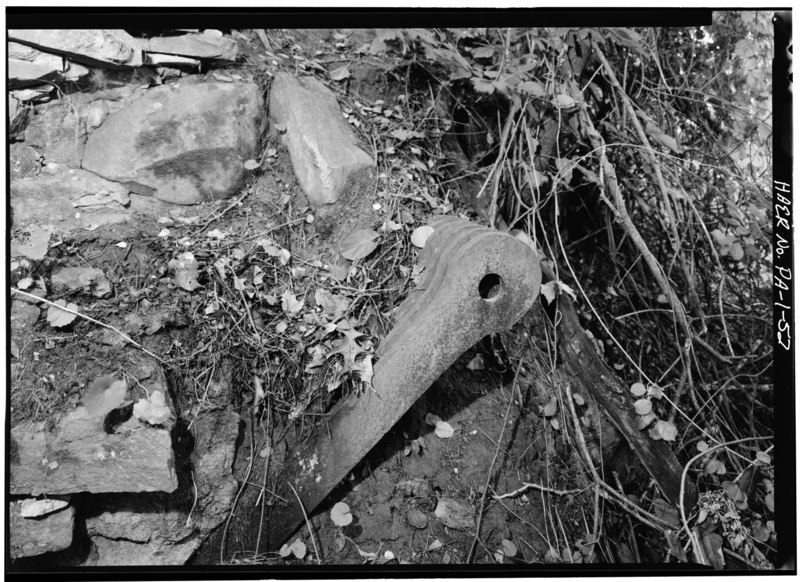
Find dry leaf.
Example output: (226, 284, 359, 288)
(434, 419, 455, 439)
(47, 299, 78, 328)
(82, 376, 128, 417)
(542, 396, 558, 417)
(168, 252, 201, 291)
(330, 65, 350, 81)
(649, 419, 677, 441)
(501, 539, 517, 557)
(132, 390, 171, 425)
(410, 225, 434, 248)
(340, 229, 379, 261)
(281, 290, 304, 315)
(330, 501, 353, 526)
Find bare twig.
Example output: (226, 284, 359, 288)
(11, 288, 166, 363)
(467, 357, 524, 564)
(287, 483, 321, 565)
(494, 481, 589, 500)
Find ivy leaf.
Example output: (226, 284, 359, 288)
(47, 299, 79, 328)
(340, 229, 379, 261)
(501, 539, 518, 557)
(279, 538, 307, 559)
(636, 412, 657, 430)
(540, 281, 557, 304)
(648, 419, 677, 441)
(729, 243, 745, 261)
(330, 502, 353, 527)
(630, 382, 647, 397)
(633, 398, 652, 416)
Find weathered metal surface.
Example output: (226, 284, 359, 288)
(263, 216, 541, 550)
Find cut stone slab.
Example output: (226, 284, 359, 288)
(10, 358, 177, 495)
(9, 29, 143, 67)
(82, 79, 265, 204)
(10, 501, 75, 558)
(145, 33, 238, 60)
(11, 165, 132, 232)
(269, 72, 374, 207)
(8, 41, 90, 87)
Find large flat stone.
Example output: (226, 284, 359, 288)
(145, 33, 238, 61)
(82, 80, 265, 204)
(10, 501, 75, 558)
(10, 165, 132, 231)
(10, 411, 177, 495)
(269, 72, 374, 207)
(8, 41, 90, 87)
(10, 359, 177, 495)
(8, 29, 142, 67)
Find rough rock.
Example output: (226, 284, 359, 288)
(269, 72, 374, 207)
(11, 299, 41, 330)
(190, 409, 241, 531)
(82, 80, 265, 204)
(10, 358, 177, 495)
(10, 500, 75, 558)
(24, 86, 144, 167)
(10, 143, 43, 179)
(9, 41, 90, 87)
(434, 497, 476, 531)
(51, 266, 113, 298)
(10, 165, 132, 231)
(145, 32, 238, 61)
(8, 29, 143, 67)
(84, 495, 197, 565)
(80, 409, 241, 566)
